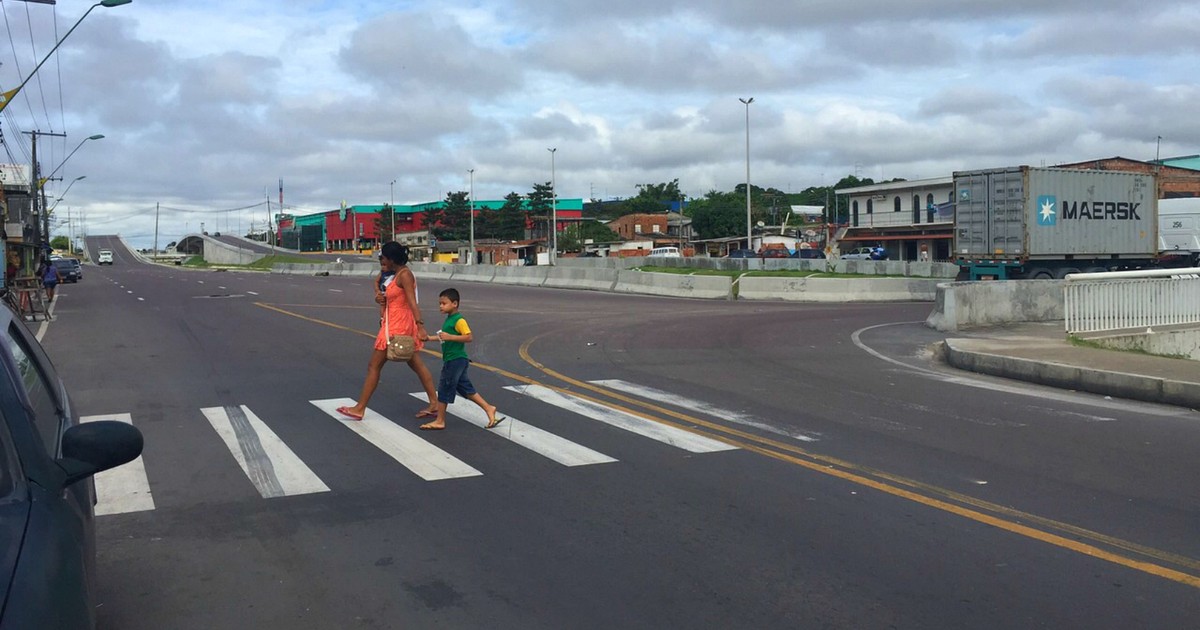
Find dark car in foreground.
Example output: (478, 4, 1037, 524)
(796, 248, 826, 259)
(0, 306, 144, 629)
(52, 258, 82, 283)
(725, 249, 757, 259)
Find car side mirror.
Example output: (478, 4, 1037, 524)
(56, 421, 144, 487)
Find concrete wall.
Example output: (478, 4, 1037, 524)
(202, 237, 268, 265)
(1087, 328, 1200, 361)
(739, 277, 940, 302)
(271, 261, 937, 302)
(926, 280, 1066, 331)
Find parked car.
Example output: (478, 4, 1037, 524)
(52, 258, 82, 283)
(97, 250, 114, 265)
(0, 305, 144, 629)
(761, 248, 792, 259)
(797, 248, 826, 259)
(840, 246, 887, 260)
(725, 249, 757, 259)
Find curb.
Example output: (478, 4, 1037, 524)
(941, 339, 1200, 410)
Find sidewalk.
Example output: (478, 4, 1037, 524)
(941, 322, 1200, 410)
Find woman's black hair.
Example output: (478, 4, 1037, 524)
(380, 241, 409, 266)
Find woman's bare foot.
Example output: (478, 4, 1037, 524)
(485, 405, 505, 429)
(419, 420, 445, 431)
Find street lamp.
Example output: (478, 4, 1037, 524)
(739, 97, 754, 252)
(0, 1, 133, 114)
(468, 168, 475, 266)
(43, 135, 104, 183)
(48, 176, 86, 213)
(548, 148, 557, 265)
(389, 179, 396, 242)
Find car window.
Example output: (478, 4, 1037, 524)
(3, 324, 62, 456)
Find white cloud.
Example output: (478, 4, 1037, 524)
(0, 0, 1195, 247)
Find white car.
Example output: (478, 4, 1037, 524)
(97, 250, 114, 265)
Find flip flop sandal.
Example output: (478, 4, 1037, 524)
(336, 406, 364, 421)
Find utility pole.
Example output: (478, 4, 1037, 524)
(24, 130, 67, 254)
(153, 202, 159, 260)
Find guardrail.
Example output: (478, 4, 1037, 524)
(1064, 268, 1200, 334)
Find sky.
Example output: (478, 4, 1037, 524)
(1, 0, 1197, 249)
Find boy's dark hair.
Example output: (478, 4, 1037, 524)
(439, 288, 460, 304)
(380, 241, 409, 266)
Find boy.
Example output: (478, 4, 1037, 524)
(420, 288, 503, 431)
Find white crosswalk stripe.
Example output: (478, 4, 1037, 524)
(407, 393, 618, 467)
(80, 413, 156, 516)
(202, 406, 331, 498)
(310, 398, 482, 481)
(589, 379, 819, 442)
(503, 384, 738, 453)
(89, 382, 744, 515)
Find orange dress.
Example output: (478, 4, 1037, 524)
(373, 273, 424, 352)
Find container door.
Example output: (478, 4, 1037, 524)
(953, 172, 989, 256)
(987, 169, 1025, 257)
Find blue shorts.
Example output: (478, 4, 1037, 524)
(436, 358, 476, 404)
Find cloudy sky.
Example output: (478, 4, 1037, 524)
(1, 0, 1197, 248)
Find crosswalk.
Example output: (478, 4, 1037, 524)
(85, 380, 798, 517)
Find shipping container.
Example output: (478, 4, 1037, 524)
(953, 166, 1158, 279)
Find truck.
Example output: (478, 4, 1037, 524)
(954, 166, 1158, 280)
(1157, 197, 1200, 267)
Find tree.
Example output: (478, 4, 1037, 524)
(528, 182, 554, 241)
(436, 191, 471, 241)
(494, 192, 528, 240)
(50, 236, 70, 251)
(635, 179, 681, 202)
(688, 190, 746, 239)
(373, 204, 397, 242)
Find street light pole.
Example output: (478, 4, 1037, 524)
(467, 169, 476, 265)
(548, 148, 557, 265)
(389, 179, 396, 243)
(0, 1, 134, 114)
(739, 97, 754, 252)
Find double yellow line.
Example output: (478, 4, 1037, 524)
(258, 301, 1200, 589)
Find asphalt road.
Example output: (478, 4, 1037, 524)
(34, 237, 1200, 628)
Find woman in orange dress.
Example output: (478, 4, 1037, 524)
(337, 241, 438, 420)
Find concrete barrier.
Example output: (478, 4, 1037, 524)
(543, 267, 620, 292)
(926, 280, 1066, 332)
(613, 270, 732, 299)
(1086, 327, 1200, 361)
(492, 265, 549, 286)
(739, 276, 940, 301)
(411, 262, 457, 281)
(450, 264, 496, 283)
(201, 237, 268, 265)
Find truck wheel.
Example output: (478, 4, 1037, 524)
(1025, 267, 1054, 279)
(1054, 267, 1081, 279)
(1083, 266, 1107, 274)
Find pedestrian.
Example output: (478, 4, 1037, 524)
(419, 287, 503, 431)
(336, 241, 439, 421)
(40, 258, 59, 302)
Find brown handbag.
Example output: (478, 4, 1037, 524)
(384, 294, 415, 361)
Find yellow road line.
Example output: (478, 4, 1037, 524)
(256, 300, 1200, 588)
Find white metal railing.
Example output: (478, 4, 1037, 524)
(1064, 267, 1200, 334)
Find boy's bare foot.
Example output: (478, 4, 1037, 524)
(485, 406, 505, 429)
(415, 408, 437, 419)
(419, 421, 445, 430)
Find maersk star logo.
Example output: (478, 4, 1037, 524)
(1037, 195, 1057, 226)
